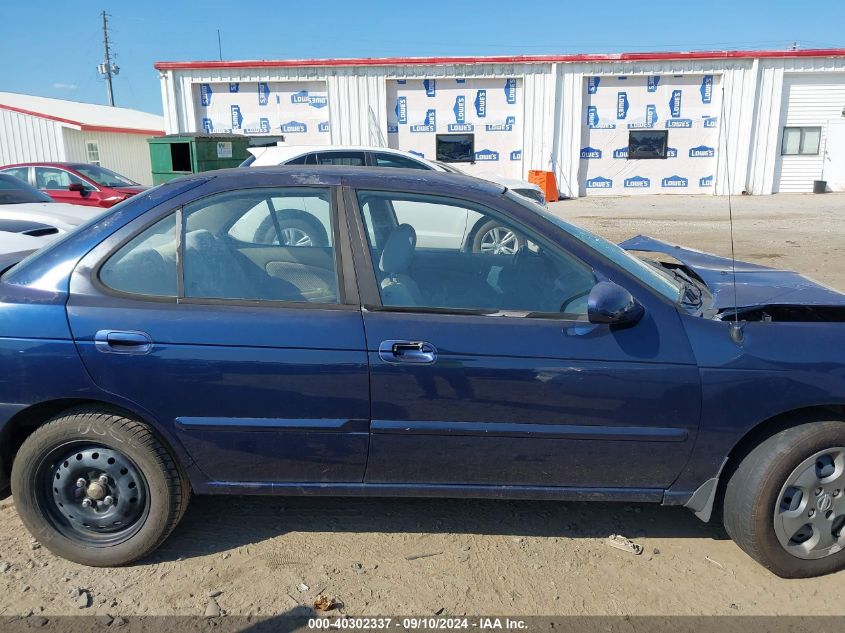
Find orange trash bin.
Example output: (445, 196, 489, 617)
(527, 170, 559, 202)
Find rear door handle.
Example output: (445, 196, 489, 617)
(94, 330, 153, 355)
(378, 340, 437, 365)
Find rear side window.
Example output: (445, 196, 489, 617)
(99, 215, 177, 297)
(99, 188, 339, 305)
(372, 153, 430, 170)
(311, 152, 365, 166)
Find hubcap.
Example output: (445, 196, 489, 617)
(42, 445, 148, 544)
(479, 227, 519, 255)
(774, 447, 845, 560)
(279, 227, 312, 247)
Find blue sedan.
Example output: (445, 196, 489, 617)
(0, 167, 844, 577)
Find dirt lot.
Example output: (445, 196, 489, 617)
(1, 193, 844, 621)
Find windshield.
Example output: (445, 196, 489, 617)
(506, 191, 683, 304)
(71, 164, 139, 187)
(0, 174, 53, 204)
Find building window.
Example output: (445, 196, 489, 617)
(781, 127, 821, 156)
(436, 133, 475, 162)
(628, 130, 668, 159)
(86, 141, 101, 165)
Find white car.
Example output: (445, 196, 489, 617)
(242, 145, 548, 254)
(0, 174, 101, 244)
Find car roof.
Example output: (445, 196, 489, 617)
(247, 144, 431, 163)
(1, 162, 81, 169)
(209, 165, 505, 196)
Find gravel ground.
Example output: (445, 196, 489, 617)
(1, 193, 844, 621)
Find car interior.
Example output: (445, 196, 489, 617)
(100, 188, 594, 316)
(100, 189, 340, 304)
(358, 192, 595, 316)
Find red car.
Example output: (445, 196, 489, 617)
(0, 162, 146, 208)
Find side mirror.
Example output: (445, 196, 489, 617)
(68, 183, 87, 194)
(587, 281, 644, 326)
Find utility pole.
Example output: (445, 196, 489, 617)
(97, 11, 120, 106)
(217, 29, 223, 61)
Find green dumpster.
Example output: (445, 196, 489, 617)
(147, 134, 252, 185)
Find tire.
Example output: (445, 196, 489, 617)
(255, 214, 328, 247)
(723, 420, 845, 578)
(11, 408, 190, 567)
(470, 219, 522, 255)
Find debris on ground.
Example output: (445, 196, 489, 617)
(705, 556, 724, 569)
(405, 552, 443, 561)
(206, 590, 223, 598)
(313, 595, 340, 612)
(606, 534, 643, 555)
(69, 587, 91, 609)
(296, 583, 309, 593)
(204, 599, 221, 618)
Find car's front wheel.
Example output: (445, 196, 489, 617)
(723, 420, 845, 578)
(471, 220, 522, 255)
(11, 408, 190, 566)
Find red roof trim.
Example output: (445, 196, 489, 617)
(0, 103, 164, 136)
(154, 48, 845, 71)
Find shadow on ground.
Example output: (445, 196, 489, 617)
(146, 495, 727, 564)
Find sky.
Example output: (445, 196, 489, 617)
(1, 0, 844, 115)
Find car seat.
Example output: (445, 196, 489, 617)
(379, 224, 423, 307)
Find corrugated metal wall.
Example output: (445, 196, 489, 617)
(0, 109, 66, 165)
(160, 55, 845, 196)
(747, 57, 845, 194)
(63, 129, 155, 186)
(773, 73, 845, 192)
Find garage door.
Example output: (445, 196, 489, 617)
(578, 74, 721, 196)
(386, 78, 524, 180)
(192, 80, 331, 142)
(774, 73, 845, 193)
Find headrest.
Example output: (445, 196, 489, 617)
(379, 223, 417, 274)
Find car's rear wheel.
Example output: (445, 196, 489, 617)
(723, 421, 845, 577)
(11, 408, 189, 566)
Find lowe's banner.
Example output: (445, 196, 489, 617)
(578, 73, 720, 196)
(193, 80, 330, 143)
(386, 77, 524, 179)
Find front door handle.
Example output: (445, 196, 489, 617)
(378, 340, 437, 364)
(94, 330, 153, 355)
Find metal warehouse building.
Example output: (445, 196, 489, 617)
(0, 92, 164, 185)
(155, 49, 845, 197)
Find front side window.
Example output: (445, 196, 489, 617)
(781, 127, 821, 156)
(357, 190, 595, 317)
(34, 167, 88, 190)
(100, 188, 340, 304)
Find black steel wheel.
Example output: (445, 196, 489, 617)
(12, 408, 190, 566)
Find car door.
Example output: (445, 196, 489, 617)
(65, 179, 370, 486)
(33, 166, 100, 206)
(347, 187, 701, 493)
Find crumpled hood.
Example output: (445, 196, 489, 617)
(619, 235, 845, 309)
